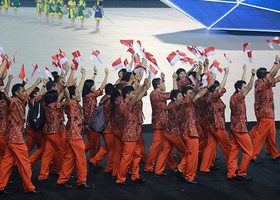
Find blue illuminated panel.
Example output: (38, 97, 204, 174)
(161, 0, 280, 32)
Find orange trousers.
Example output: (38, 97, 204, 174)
(200, 128, 230, 172)
(251, 118, 280, 160)
(155, 134, 185, 175)
(89, 133, 115, 173)
(25, 128, 46, 166)
(57, 139, 87, 185)
(112, 130, 123, 177)
(84, 126, 100, 159)
(227, 132, 253, 178)
(138, 125, 147, 162)
(0, 136, 7, 166)
(0, 143, 35, 192)
(177, 136, 199, 181)
(38, 132, 67, 180)
(198, 122, 208, 158)
(116, 141, 141, 183)
(144, 129, 166, 172)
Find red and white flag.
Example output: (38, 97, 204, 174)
(31, 64, 41, 79)
(45, 66, 54, 81)
(204, 46, 215, 57)
(243, 42, 250, 52)
(0, 53, 4, 65)
(72, 58, 79, 70)
(133, 56, 141, 66)
(112, 57, 123, 70)
(180, 57, 194, 66)
(166, 51, 180, 67)
(149, 64, 158, 79)
(127, 48, 135, 55)
(12, 51, 17, 63)
(223, 53, 232, 64)
(124, 58, 132, 72)
(272, 37, 280, 45)
(210, 61, 222, 73)
(136, 40, 146, 59)
(198, 51, 207, 61)
(176, 49, 187, 57)
(51, 54, 62, 73)
(89, 50, 102, 64)
(120, 39, 134, 48)
(188, 74, 196, 85)
(6, 60, 11, 74)
(58, 48, 68, 65)
(187, 46, 199, 56)
(202, 72, 211, 87)
(133, 65, 146, 74)
(145, 52, 158, 67)
(72, 50, 83, 64)
(247, 50, 253, 63)
(266, 39, 274, 49)
(18, 64, 27, 82)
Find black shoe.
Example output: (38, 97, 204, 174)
(199, 171, 210, 175)
(133, 176, 146, 184)
(26, 188, 44, 194)
(154, 172, 167, 178)
(88, 161, 97, 174)
(272, 156, 280, 161)
(185, 179, 199, 184)
(251, 158, 262, 164)
(227, 176, 243, 181)
(210, 165, 221, 171)
(173, 168, 185, 181)
(56, 183, 73, 189)
(77, 182, 95, 189)
(0, 189, 11, 195)
(237, 175, 253, 181)
(38, 177, 54, 182)
(116, 182, 126, 186)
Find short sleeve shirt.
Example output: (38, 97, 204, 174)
(254, 78, 275, 119)
(166, 101, 182, 136)
(43, 102, 65, 134)
(65, 100, 83, 140)
(0, 100, 8, 137)
(177, 79, 191, 91)
(230, 92, 247, 133)
(150, 90, 170, 130)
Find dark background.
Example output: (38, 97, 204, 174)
(24, 0, 168, 8)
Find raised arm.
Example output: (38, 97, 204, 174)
(218, 67, 229, 94)
(26, 78, 42, 95)
(92, 65, 98, 80)
(172, 72, 178, 90)
(4, 74, 13, 94)
(243, 68, 255, 96)
(77, 67, 86, 94)
(0, 86, 11, 103)
(269, 55, 280, 79)
(241, 64, 247, 81)
(99, 68, 109, 91)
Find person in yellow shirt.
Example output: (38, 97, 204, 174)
(56, 0, 64, 24)
(68, 0, 76, 27)
(2, 0, 10, 15)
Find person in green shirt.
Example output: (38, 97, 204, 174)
(11, 0, 20, 17)
(68, 0, 76, 27)
(77, 0, 86, 28)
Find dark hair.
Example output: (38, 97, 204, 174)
(208, 80, 220, 93)
(110, 84, 124, 117)
(53, 74, 61, 83)
(51, 71, 59, 77)
(68, 85, 76, 99)
(256, 67, 268, 79)
(82, 79, 95, 97)
(152, 78, 161, 89)
(122, 72, 133, 82)
(170, 90, 181, 101)
(46, 81, 56, 91)
(122, 86, 134, 99)
(118, 68, 127, 75)
(181, 86, 193, 96)
(176, 68, 186, 81)
(43, 90, 58, 105)
(29, 87, 40, 99)
(105, 83, 114, 95)
(12, 83, 24, 97)
(234, 80, 246, 93)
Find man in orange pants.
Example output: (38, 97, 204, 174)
(0, 83, 43, 194)
(227, 65, 255, 181)
(251, 57, 280, 163)
(144, 73, 178, 173)
(56, 83, 93, 189)
(116, 80, 150, 185)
